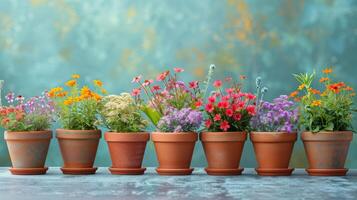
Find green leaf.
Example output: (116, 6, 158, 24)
(141, 106, 161, 127)
(325, 122, 334, 131)
(312, 126, 320, 133)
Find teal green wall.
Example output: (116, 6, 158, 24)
(0, 0, 356, 167)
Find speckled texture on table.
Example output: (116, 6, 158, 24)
(0, 168, 357, 200)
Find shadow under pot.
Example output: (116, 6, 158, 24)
(151, 132, 197, 175)
(201, 132, 247, 176)
(56, 129, 101, 175)
(105, 132, 150, 175)
(250, 132, 297, 176)
(301, 131, 353, 176)
(5, 130, 52, 175)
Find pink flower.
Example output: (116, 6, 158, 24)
(222, 95, 230, 101)
(205, 120, 212, 128)
(226, 88, 234, 94)
(245, 93, 256, 100)
(225, 109, 233, 117)
(152, 85, 161, 91)
(205, 103, 214, 113)
(217, 101, 229, 109)
(156, 71, 170, 81)
(213, 80, 222, 88)
(220, 120, 230, 131)
(142, 79, 153, 86)
(131, 88, 141, 96)
(208, 96, 216, 103)
(214, 114, 221, 121)
(132, 75, 142, 83)
(233, 113, 242, 121)
(174, 68, 184, 73)
(247, 105, 256, 116)
(189, 81, 199, 89)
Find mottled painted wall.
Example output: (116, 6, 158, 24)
(0, 0, 356, 167)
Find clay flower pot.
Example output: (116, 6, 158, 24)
(302, 131, 353, 176)
(105, 132, 150, 175)
(250, 132, 297, 176)
(200, 132, 247, 176)
(4, 130, 52, 175)
(56, 129, 101, 175)
(152, 132, 197, 175)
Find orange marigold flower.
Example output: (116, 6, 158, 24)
(311, 100, 322, 107)
(56, 91, 68, 97)
(72, 74, 80, 79)
(344, 86, 354, 91)
(350, 93, 356, 97)
(101, 88, 107, 94)
(290, 91, 299, 98)
(319, 77, 329, 83)
(93, 80, 103, 87)
(327, 84, 340, 94)
(298, 84, 305, 90)
(309, 88, 321, 95)
(48, 87, 63, 98)
(322, 68, 333, 74)
(64, 97, 74, 106)
(66, 80, 77, 87)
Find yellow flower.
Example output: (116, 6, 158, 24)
(322, 68, 333, 74)
(311, 100, 322, 107)
(93, 80, 103, 87)
(64, 97, 74, 106)
(298, 84, 305, 90)
(319, 77, 329, 83)
(72, 74, 80, 79)
(101, 88, 107, 94)
(66, 80, 77, 87)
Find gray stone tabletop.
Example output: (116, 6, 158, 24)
(0, 167, 357, 200)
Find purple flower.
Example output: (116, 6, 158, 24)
(157, 107, 203, 132)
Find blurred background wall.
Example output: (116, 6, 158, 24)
(0, 0, 356, 167)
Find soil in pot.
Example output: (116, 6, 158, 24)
(105, 132, 150, 175)
(152, 132, 197, 175)
(5, 130, 52, 175)
(302, 131, 353, 176)
(250, 132, 297, 176)
(201, 132, 247, 176)
(56, 129, 101, 175)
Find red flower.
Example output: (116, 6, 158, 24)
(220, 120, 230, 131)
(1, 118, 10, 124)
(205, 103, 214, 113)
(222, 95, 230, 101)
(152, 85, 161, 91)
(142, 79, 153, 86)
(189, 81, 199, 89)
(156, 71, 170, 81)
(174, 68, 184, 73)
(208, 96, 216, 103)
(245, 93, 256, 100)
(205, 119, 212, 128)
(247, 105, 256, 116)
(195, 100, 203, 108)
(131, 75, 142, 83)
(131, 88, 141, 96)
(214, 114, 221, 121)
(225, 109, 233, 117)
(217, 101, 229, 109)
(233, 113, 242, 121)
(226, 88, 234, 94)
(213, 80, 222, 88)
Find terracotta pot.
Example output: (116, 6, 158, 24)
(302, 131, 353, 176)
(56, 129, 101, 175)
(151, 132, 197, 175)
(250, 132, 297, 176)
(200, 132, 247, 176)
(4, 130, 52, 175)
(105, 132, 149, 175)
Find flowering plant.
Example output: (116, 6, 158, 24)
(49, 74, 107, 130)
(131, 67, 212, 132)
(203, 76, 256, 132)
(291, 68, 356, 132)
(98, 93, 148, 132)
(0, 90, 54, 131)
(251, 77, 298, 133)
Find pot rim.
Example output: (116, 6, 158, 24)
(301, 131, 353, 142)
(200, 131, 247, 142)
(105, 132, 150, 142)
(250, 131, 297, 134)
(151, 132, 198, 142)
(4, 130, 52, 141)
(56, 129, 101, 140)
(250, 132, 297, 143)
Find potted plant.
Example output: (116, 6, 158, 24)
(201, 76, 256, 175)
(0, 83, 54, 175)
(98, 93, 149, 175)
(292, 68, 356, 176)
(250, 78, 298, 176)
(132, 67, 208, 175)
(49, 74, 106, 175)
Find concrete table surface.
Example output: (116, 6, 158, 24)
(0, 167, 357, 200)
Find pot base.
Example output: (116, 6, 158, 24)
(109, 167, 146, 175)
(61, 167, 98, 175)
(255, 168, 294, 176)
(205, 168, 244, 176)
(306, 168, 348, 176)
(9, 167, 48, 175)
(156, 168, 194, 176)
